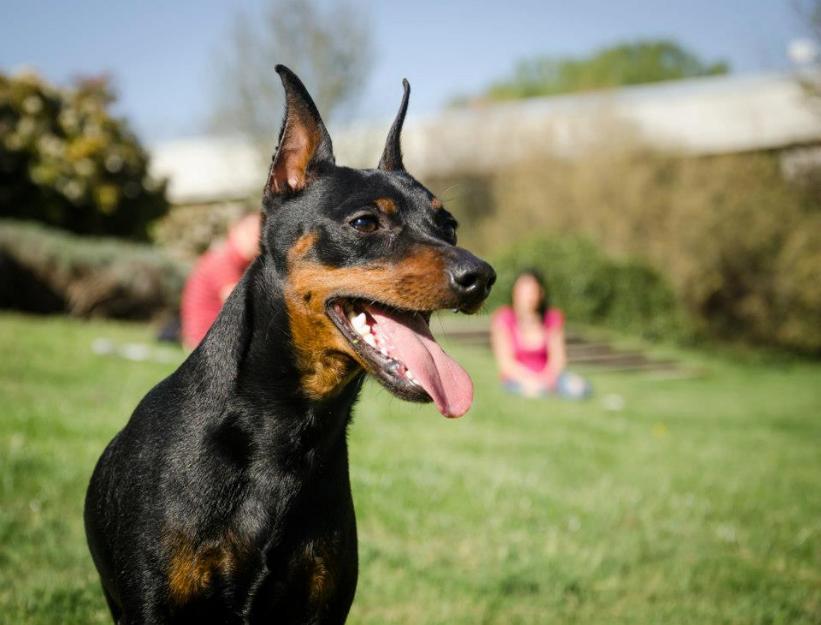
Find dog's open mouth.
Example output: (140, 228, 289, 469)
(327, 299, 473, 418)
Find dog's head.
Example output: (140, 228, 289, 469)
(261, 65, 495, 417)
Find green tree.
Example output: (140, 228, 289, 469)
(0, 71, 168, 240)
(455, 40, 728, 105)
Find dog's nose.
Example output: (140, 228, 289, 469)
(447, 251, 496, 310)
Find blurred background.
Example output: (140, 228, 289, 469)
(1, 1, 820, 623)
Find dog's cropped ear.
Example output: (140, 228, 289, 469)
(266, 65, 335, 197)
(378, 79, 410, 172)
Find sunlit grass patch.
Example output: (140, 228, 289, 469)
(1, 313, 819, 624)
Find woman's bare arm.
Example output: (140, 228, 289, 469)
(543, 327, 567, 387)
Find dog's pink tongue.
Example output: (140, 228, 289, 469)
(368, 308, 473, 418)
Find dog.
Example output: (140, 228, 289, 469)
(84, 65, 495, 624)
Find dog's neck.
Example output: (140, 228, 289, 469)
(184, 258, 362, 465)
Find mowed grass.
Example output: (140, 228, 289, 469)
(0, 313, 819, 625)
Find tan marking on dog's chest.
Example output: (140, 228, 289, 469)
(166, 531, 244, 604)
(308, 554, 333, 602)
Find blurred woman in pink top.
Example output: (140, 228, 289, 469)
(491, 269, 590, 399)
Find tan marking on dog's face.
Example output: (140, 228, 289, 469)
(283, 232, 453, 399)
(290, 231, 318, 258)
(166, 531, 244, 605)
(431, 197, 443, 210)
(374, 197, 397, 215)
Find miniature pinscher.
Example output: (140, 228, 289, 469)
(85, 65, 495, 624)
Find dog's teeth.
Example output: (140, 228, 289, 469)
(351, 313, 368, 334)
(363, 333, 376, 347)
(379, 346, 388, 356)
(351, 312, 369, 335)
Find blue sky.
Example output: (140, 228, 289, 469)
(1, 0, 809, 143)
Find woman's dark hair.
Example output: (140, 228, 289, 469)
(512, 268, 549, 317)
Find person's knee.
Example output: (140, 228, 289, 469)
(555, 371, 592, 399)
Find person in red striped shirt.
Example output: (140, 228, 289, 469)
(180, 213, 261, 349)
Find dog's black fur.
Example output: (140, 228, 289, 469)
(84, 66, 495, 624)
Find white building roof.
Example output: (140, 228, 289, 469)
(148, 137, 263, 205)
(150, 71, 821, 205)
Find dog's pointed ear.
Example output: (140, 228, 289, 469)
(266, 65, 334, 196)
(378, 79, 410, 172)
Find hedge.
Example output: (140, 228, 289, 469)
(0, 219, 187, 319)
(487, 235, 686, 340)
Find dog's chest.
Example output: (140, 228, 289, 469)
(162, 530, 355, 623)
(241, 522, 358, 622)
(225, 453, 359, 620)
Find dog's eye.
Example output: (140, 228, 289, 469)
(444, 223, 457, 245)
(350, 214, 380, 233)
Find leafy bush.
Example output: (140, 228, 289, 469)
(0, 220, 187, 319)
(487, 235, 684, 340)
(0, 71, 168, 239)
(657, 154, 821, 353)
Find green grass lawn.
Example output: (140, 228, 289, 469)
(1, 313, 819, 624)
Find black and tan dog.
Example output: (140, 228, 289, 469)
(84, 65, 495, 624)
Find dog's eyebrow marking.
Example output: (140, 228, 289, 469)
(374, 197, 397, 215)
(291, 232, 318, 259)
(431, 197, 443, 210)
